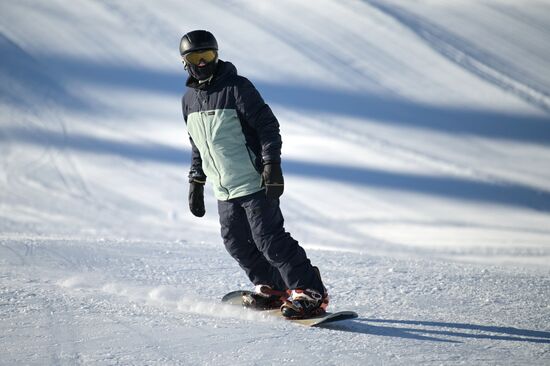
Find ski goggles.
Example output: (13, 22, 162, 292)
(182, 50, 217, 65)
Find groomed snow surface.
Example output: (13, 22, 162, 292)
(1, 1, 550, 364)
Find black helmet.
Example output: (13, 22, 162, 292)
(180, 30, 219, 81)
(179, 30, 218, 56)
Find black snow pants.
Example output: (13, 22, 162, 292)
(217, 190, 324, 294)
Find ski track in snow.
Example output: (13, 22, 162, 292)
(367, 0, 550, 112)
(1, 0, 550, 364)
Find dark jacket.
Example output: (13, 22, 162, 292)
(182, 60, 282, 200)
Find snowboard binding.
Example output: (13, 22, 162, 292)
(242, 285, 289, 310)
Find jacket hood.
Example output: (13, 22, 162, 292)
(185, 60, 237, 89)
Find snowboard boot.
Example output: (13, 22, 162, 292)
(242, 285, 289, 310)
(280, 288, 329, 319)
(281, 266, 329, 319)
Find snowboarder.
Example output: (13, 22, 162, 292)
(180, 30, 327, 318)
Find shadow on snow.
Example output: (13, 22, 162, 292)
(3, 127, 550, 212)
(1, 30, 549, 144)
(40, 56, 550, 144)
(323, 318, 550, 344)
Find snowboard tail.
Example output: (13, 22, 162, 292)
(221, 290, 358, 327)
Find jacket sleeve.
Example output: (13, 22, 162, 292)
(235, 78, 282, 164)
(183, 96, 207, 183)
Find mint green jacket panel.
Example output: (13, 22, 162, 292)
(186, 109, 263, 201)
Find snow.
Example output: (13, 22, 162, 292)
(1, 0, 550, 364)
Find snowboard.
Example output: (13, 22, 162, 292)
(221, 290, 358, 327)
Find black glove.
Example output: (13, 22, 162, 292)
(262, 163, 284, 200)
(189, 180, 205, 217)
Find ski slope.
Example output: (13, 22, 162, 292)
(1, 0, 550, 364)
